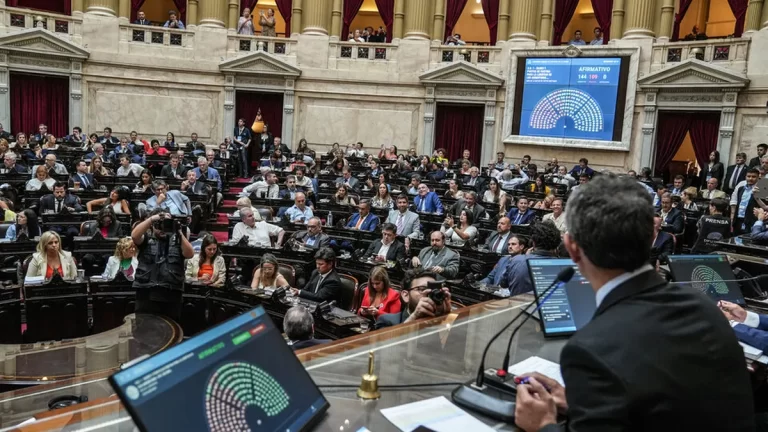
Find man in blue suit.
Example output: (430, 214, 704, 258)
(346, 200, 379, 232)
(720, 300, 768, 352)
(68, 160, 97, 190)
(569, 157, 595, 178)
(752, 208, 768, 244)
(413, 183, 444, 214)
(193, 156, 221, 190)
(506, 197, 536, 225)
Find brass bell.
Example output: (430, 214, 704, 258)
(357, 351, 381, 400)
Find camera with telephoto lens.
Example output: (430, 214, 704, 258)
(427, 280, 445, 304)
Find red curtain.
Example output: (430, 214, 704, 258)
(444, 0, 468, 42)
(375, 0, 394, 42)
(172, 0, 187, 24)
(10, 73, 69, 138)
(480, 0, 499, 45)
(434, 104, 484, 163)
(654, 113, 693, 174)
(6, 0, 17, 6)
(130, 0, 146, 22)
(689, 113, 721, 168)
(341, 0, 365, 41)
(276, 0, 292, 35)
(16, 0, 70, 14)
(590, 0, 612, 44)
(241, 0, 259, 13)
(672, 0, 694, 41)
(727, 0, 749, 37)
(235, 91, 284, 159)
(553, 0, 580, 45)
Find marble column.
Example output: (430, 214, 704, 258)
(117, 0, 129, 21)
(198, 0, 226, 28)
(404, 0, 433, 40)
(292, 0, 303, 36)
(85, 0, 117, 16)
(70, 62, 83, 132)
(744, 0, 765, 34)
(330, 0, 342, 38)
(611, 0, 625, 41)
(718, 94, 737, 163)
(657, 0, 675, 40)
(763, 0, 768, 29)
(432, 0, 445, 42)
(623, 0, 655, 39)
(509, 0, 538, 41)
(696, 0, 711, 34)
(302, 0, 331, 35)
(187, 0, 199, 27)
(422, 86, 436, 154)
(481, 96, 497, 164)
(639, 92, 658, 170)
(224, 75, 236, 138)
(72, 0, 84, 15)
(282, 80, 296, 148)
(227, 0, 238, 30)
(0, 54, 8, 134)
(497, 0, 510, 43)
(538, 0, 554, 44)
(393, 0, 405, 39)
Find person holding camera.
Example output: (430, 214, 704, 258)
(238, 7, 254, 35)
(259, 8, 276, 37)
(375, 268, 452, 329)
(131, 208, 194, 321)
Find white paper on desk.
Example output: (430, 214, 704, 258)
(23, 276, 44, 286)
(740, 342, 763, 360)
(507, 356, 565, 387)
(380, 396, 495, 432)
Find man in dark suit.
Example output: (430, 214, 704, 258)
(134, 10, 151, 25)
(506, 197, 536, 225)
(658, 192, 684, 234)
(484, 216, 512, 254)
(266, 137, 291, 156)
(568, 157, 594, 178)
(160, 153, 187, 179)
(375, 268, 452, 329)
(345, 200, 379, 232)
(731, 168, 761, 235)
(650, 214, 674, 264)
(292, 217, 331, 249)
(336, 167, 360, 193)
(2, 153, 27, 174)
(364, 223, 405, 262)
(68, 161, 97, 190)
(449, 192, 487, 221)
(284, 305, 331, 351)
(292, 247, 343, 304)
(40, 182, 83, 214)
(463, 166, 486, 193)
(749, 143, 767, 169)
(514, 175, 754, 432)
(724, 152, 748, 195)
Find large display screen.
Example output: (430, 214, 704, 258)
(668, 255, 745, 305)
(512, 57, 629, 142)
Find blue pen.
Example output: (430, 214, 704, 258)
(517, 377, 552, 392)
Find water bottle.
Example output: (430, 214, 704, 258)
(327, 211, 333, 227)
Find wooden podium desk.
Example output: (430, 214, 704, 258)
(0, 296, 565, 432)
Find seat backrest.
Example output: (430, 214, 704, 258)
(17, 255, 34, 286)
(80, 220, 98, 236)
(255, 206, 273, 221)
(337, 273, 358, 311)
(278, 263, 295, 287)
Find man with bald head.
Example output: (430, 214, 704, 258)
(413, 183, 444, 214)
(484, 217, 512, 254)
(701, 177, 726, 200)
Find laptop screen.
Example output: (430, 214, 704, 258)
(668, 255, 745, 305)
(527, 258, 597, 337)
(110, 306, 329, 432)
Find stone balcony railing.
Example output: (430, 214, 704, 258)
(430, 44, 503, 73)
(119, 23, 194, 54)
(3, 6, 82, 44)
(226, 35, 298, 59)
(650, 37, 750, 72)
(330, 41, 398, 61)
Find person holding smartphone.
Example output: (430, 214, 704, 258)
(238, 7, 254, 35)
(163, 10, 185, 29)
(259, 8, 276, 37)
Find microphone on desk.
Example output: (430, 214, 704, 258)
(451, 266, 575, 423)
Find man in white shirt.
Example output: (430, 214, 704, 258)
(542, 198, 567, 234)
(284, 192, 314, 224)
(241, 171, 279, 198)
(231, 207, 284, 247)
(116, 154, 143, 177)
(294, 167, 313, 189)
(36, 154, 69, 176)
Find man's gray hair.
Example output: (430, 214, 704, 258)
(239, 207, 253, 217)
(4, 152, 16, 162)
(197, 156, 207, 164)
(284, 305, 314, 341)
(465, 190, 477, 200)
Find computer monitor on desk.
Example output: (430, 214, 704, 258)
(667, 255, 745, 306)
(527, 258, 596, 337)
(110, 305, 329, 432)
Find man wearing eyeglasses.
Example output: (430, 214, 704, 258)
(3, 153, 27, 174)
(292, 216, 330, 249)
(34, 154, 68, 176)
(375, 268, 452, 329)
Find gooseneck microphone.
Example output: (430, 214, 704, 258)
(452, 266, 575, 422)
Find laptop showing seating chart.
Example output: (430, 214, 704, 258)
(109, 306, 329, 432)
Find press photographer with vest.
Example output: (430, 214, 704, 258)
(131, 208, 194, 321)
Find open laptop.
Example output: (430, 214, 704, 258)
(527, 258, 597, 337)
(667, 255, 745, 306)
(110, 306, 329, 432)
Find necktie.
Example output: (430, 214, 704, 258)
(492, 235, 502, 253)
(315, 274, 325, 292)
(55, 199, 62, 213)
(396, 214, 404, 235)
(731, 166, 741, 190)
(81, 175, 89, 188)
(470, 178, 476, 186)
(355, 215, 364, 229)
(514, 213, 522, 225)
(419, 198, 426, 212)
(424, 252, 434, 269)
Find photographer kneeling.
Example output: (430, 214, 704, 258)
(375, 268, 452, 329)
(131, 208, 194, 321)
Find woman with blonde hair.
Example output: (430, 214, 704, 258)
(87, 156, 113, 176)
(357, 265, 401, 319)
(250, 253, 289, 290)
(185, 234, 226, 287)
(26, 165, 56, 191)
(26, 231, 78, 280)
(102, 237, 138, 280)
(681, 186, 699, 211)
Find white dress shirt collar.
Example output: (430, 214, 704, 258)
(595, 264, 654, 307)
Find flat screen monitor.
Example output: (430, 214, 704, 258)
(527, 258, 597, 337)
(512, 57, 629, 142)
(668, 255, 745, 305)
(109, 306, 329, 432)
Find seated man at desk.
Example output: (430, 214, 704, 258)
(3, 153, 27, 174)
(375, 268, 452, 328)
(336, 167, 361, 193)
(241, 170, 279, 199)
(40, 182, 83, 214)
(752, 208, 768, 244)
(160, 153, 187, 179)
(291, 247, 343, 304)
(115, 155, 143, 177)
(292, 216, 330, 249)
(34, 154, 68, 176)
(345, 200, 379, 231)
(193, 155, 222, 191)
(144, 180, 191, 217)
(278, 175, 304, 201)
(284, 192, 314, 224)
(386, 195, 421, 239)
(68, 161, 97, 191)
(364, 223, 405, 262)
(720, 300, 768, 352)
(659, 192, 684, 234)
(484, 216, 512, 254)
(701, 177, 727, 200)
(495, 221, 561, 296)
(231, 207, 285, 247)
(294, 167, 314, 191)
(180, 169, 210, 196)
(651, 213, 674, 265)
(450, 191, 487, 222)
(284, 305, 331, 350)
(411, 230, 459, 279)
(463, 166, 486, 193)
(413, 183, 444, 214)
(506, 196, 536, 225)
(85, 143, 106, 161)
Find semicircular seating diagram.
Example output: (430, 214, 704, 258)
(529, 88, 604, 133)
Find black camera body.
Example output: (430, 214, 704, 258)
(155, 216, 186, 234)
(428, 280, 445, 304)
